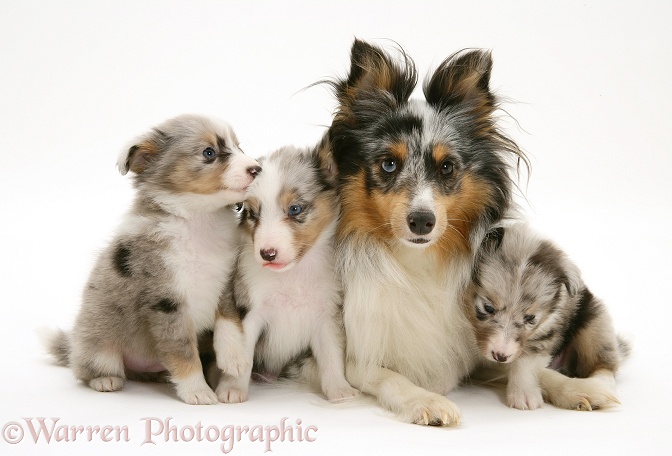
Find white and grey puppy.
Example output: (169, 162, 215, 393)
(215, 144, 358, 403)
(466, 223, 629, 411)
(45, 114, 260, 404)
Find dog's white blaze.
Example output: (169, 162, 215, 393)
(248, 159, 298, 266)
(411, 185, 434, 213)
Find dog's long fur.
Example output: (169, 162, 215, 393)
(466, 224, 629, 411)
(214, 145, 358, 403)
(326, 40, 527, 425)
(44, 114, 260, 404)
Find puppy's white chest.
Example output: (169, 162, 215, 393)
(163, 213, 237, 332)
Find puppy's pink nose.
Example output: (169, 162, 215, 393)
(492, 351, 509, 363)
(260, 248, 277, 262)
(247, 165, 261, 177)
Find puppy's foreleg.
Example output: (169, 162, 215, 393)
(215, 315, 262, 404)
(213, 314, 249, 378)
(346, 361, 460, 426)
(507, 356, 546, 410)
(311, 318, 358, 402)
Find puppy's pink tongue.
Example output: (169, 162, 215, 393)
(262, 262, 287, 271)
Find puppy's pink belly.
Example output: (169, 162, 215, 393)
(123, 353, 165, 373)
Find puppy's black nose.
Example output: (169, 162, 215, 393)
(492, 351, 509, 363)
(260, 248, 277, 262)
(247, 166, 262, 177)
(407, 211, 435, 235)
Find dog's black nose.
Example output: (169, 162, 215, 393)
(492, 351, 509, 363)
(247, 165, 262, 177)
(407, 211, 435, 235)
(260, 248, 277, 262)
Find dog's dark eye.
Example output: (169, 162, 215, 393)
(524, 314, 536, 324)
(440, 160, 454, 176)
(381, 158, 397, 173)
(483, 303, 495, 314)
(202, 147, 217, 160)
(288, 205, 302, 217)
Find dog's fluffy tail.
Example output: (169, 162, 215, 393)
(37, 327, 71, 367)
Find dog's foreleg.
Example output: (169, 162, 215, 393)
(346, 361, 460, 426)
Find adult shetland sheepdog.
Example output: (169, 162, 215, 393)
(326, 39, 526, 425)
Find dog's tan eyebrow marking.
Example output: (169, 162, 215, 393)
(432, 143, 452, 163)
(389, 141, 408, 160)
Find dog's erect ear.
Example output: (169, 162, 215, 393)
(424, 49, 495, 115)
(117, 129, 167, 175)
(482, 226, 505, 254)
(335, 39, 417, 118)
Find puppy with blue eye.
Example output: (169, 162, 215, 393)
(466, 224, 629, 411)
(214, 144, 358, 403)
(44, 114, 260, 404)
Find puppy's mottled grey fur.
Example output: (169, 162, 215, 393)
(466, 223, 629, 411)
(44, 114, 260, 404)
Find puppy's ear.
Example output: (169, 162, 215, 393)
(312, 136, 338, 187)
(560, 255, 583, 297)
(117, 129, 167, 175)
(482, 226, 505, 254)
(334, 39, 417, 122)
(424, 49, 495, 115)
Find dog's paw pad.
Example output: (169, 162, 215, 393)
(89, 376, 124, 392)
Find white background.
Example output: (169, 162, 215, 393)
(1, 1, 671, 455)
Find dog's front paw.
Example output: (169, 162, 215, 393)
(89, 376, 124, 392)
(507, 384, 544, 410)
(402, 393, 461, 426)
(324, 385, 359, 402)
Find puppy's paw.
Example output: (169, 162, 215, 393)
(401, 393, 461, 426)
(89, 376, 124, 392)
(178, 389, 219, 405)
(216, 386, 249, 404)
(545, 377, 619, 411)
(507, 384, 544, 410)
(324, 385, 359, 402)
(174, 374, 219, 405)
